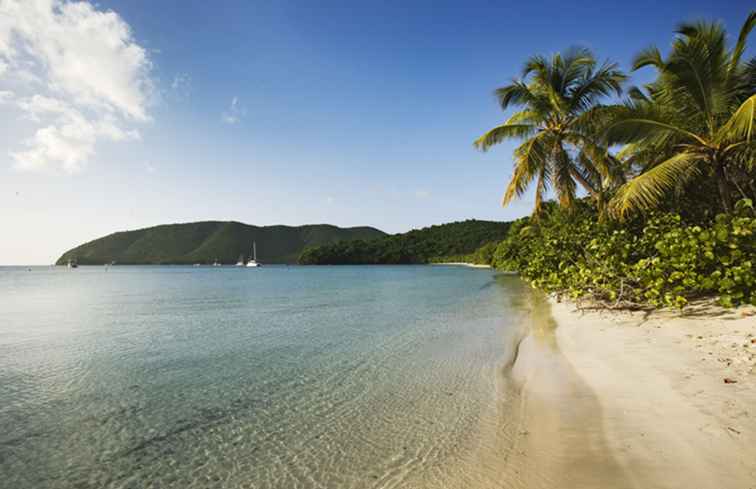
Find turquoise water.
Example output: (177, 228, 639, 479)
(0, 265, 529, 489)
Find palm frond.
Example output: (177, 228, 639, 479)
(522, 54, 549, 80)
(552, 142, 578, 207)
(559, 46, 596, 93)
(474, 123, 538, 151)
(632, 46, 664, 70)
(567, 132, 626, 186)
(606, 105, 708, 146)
(568, 61, 626, 113)
(610, 152, 702, 218)
(533, 166, 549, 215)
(494, 81, 553, 116)
(729, 11, 756, 80)
(505, 109, 547, 126)
(627, 86, 650, 102)
(716, 94, 756, 144)
(501, 133, 550, 206)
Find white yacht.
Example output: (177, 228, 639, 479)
(246, 241, 261, 267)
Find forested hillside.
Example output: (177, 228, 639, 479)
(56, 222, 386, 265)
(298, 219, 511, 264)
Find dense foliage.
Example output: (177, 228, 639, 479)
(607, 13, 756, 217)
(57, 222, 386, 265)
(476, 13, 756, 309)
(492, 200, 755, 308)
(298, 220, 510, 265)
(477, 13, 755, 220)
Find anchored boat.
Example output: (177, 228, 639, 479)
(246, 241, 261, 267)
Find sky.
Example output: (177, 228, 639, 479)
(0, 0, 752, 264)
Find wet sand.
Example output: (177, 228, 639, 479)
(498, 292, 633, 489)
(502, 294, 756, 489)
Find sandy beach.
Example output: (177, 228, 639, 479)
(505, 294, 756, 488)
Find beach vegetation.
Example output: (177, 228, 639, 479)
(492, 199, 755, 308)
(607, 13, 756, 217)
(482, 11, 755, 308)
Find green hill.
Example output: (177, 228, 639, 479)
(56, 222, 387, 265)
(298, 219, 512, 265)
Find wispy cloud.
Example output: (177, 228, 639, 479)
(415, 189, 431, 199)
(170, 73, 191, 99)
(0, 0, 154, 173)
(222, 96, 246, 124)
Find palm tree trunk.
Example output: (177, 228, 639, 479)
(714, 158, 732, 213)
(569, 168, 598, 198)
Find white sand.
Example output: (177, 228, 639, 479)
(549, 299, 756, 488)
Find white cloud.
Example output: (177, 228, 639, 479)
(10, 104, 139, 173)
(415, 189, 431, 199)
(0, 0, 153, 173)
(222, 96, 246, 124)
(146, 161, 156, 173)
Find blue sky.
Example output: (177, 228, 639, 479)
(0, 0, 752, 264)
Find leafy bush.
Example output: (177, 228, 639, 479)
(492, 200, 755, 308)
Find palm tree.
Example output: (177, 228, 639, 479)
(607, 12, 756, 217)
(474, 47, 626, 214)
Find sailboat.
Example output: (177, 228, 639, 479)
(236, 254, 245, 266)
(246, 241, 261, 267)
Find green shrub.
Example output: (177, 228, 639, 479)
(493, 200, 755, 308)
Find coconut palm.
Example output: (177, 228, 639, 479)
(474, 47, 626, 214)
(607, 12, 756, 217)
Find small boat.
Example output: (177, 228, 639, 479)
(212, 259, 221, 267)
(246, 241, 261, 267)
(67, 259, 78, 269)
(236, 254, 245, 266)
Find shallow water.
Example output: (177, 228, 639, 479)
(0, 265, 530, 489)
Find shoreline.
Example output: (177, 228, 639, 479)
(430, 262, 492, 268)
(505, 295, 756, 488)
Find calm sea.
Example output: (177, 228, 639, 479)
(0, 265, 530, 489)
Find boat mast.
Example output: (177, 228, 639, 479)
(253, 241, 257, 261)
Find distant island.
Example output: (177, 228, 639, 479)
(298, 219, 511, 265)
(57, 219, 513, 266)
(56, 222, 386, 265)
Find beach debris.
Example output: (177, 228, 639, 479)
(726, 426, 741, 435)
(723, 378, 738, 384)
